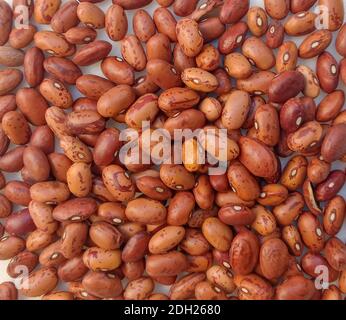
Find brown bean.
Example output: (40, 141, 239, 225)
(83, 247, 121, 272)
(0, 46, 24, 67)
(38, 239, 65, 268)
(30, 181, 70, 204)
(167, 192, 195, 226)
(26, 229, 54, 252)
(284, 11, 317, 36)
(316, 52, 339, 94)
(60, 136, 93, 163)
(132, 9, 155, 42)
(247, 6, 268, 37)
(287, 121, 323, 153)
(5, 208, 35, 236)
(224, 53, 252, 80)
(275, 275, 315, 300)
(220, 0, 249, 24)
(39, 78, 73, 109)
(317, 90, 344, 122)
(7, 251, 38, 278)
(0, 0, 12, 46)
(336, 23, 346, 56)
(195, 280, 227, 300)
(298, 212, 324, 253)
(4, 180, 31, 206)
(89, 221, 122, 251)
(52, 197, 97, 222)
(299, 30, 332, 59)
(318, 0, 344, 31)
(121, 35, 146, 71)
(97, 85, 136, 118)
(323, 196, 345, 236)
(149, 226, 185, 254)
(0, 95, 16, 121)
(125, 197, 166, 225)
(160, 164, 195, 191)
(273, 192, 304, 226)
(196, 44, 220, 72)
(260, 238, 289, 280)
(176, 18, 203, 58)
(77, 2, 104, 29)
(302, 254, 337, 289)
(16, 88, 47, 126)
(257, 184, 288, 207)
(307, 157, 330, 185)
(153, 7, 177, 42)
(34, 31, 75, 57)
(61, 222, 88, 259)
(218, 22, 248, 55)
(276, 41, 298, 73)
(121, 260, 144, 280)
(202, 217, 233, 252)
(0, 68, 23, 96)
(57, 255, 88, 282)
(0, 194, 11, 218)
(236, 71, 275, 96)
(296, 65, 321, 98)
(44, 57, 82, 85)
(101, 56, 134, 86)
(266, 20, 284, 49)
(264, 0, 289, 20)
(242, 37, 275, 71)
(104, 4, 127, 41)
(82, 271, 123, 299)
(0, 146, 25, 172)
(135, 176, 172, 201)
(19, 267, 58, 297)
(218, 204, 255, 226)
(315, 170, 345, 201)
(147, 59, 182, 90)
(0, 235, 25, 260)
(291, 0, 317, 13)
(227, 161, 260, 201)
(47, 153, 71, 183)
(324, 237, 346, 271)
(64, 26, 97, 45)
(251, 205, 277, 236)
(239, 136, 279, 179)
(235, 274, 274, 300)
(199, 17, 225, 43)
(146, 251, 188, 277)
(254, 104, 280, 147)
(73, 40, 112, 66)
(321, 123, 346, 163)
(221, 90, 250, 130)
(42, 292, 74, 300)
(269, 71, 305, 103)
(51, 0, 79, 33)
(33, 0, 60, 24)
(169, 272, 205, 300)
(281, 156, 308, 191)
(229, 230, 260, 277)
(181, 67, 218, 92)
(28, 201, 57, 234)
(22, 146, 50, 183)
(173, 43, 196, 74)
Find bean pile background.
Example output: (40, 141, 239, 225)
(0, 0, 345, 300)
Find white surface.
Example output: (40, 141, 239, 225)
(0, 0, 345, 299)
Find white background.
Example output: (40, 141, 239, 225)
(0, 0, 345, 299)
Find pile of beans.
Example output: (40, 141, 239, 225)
(0, 0, 345, 300)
